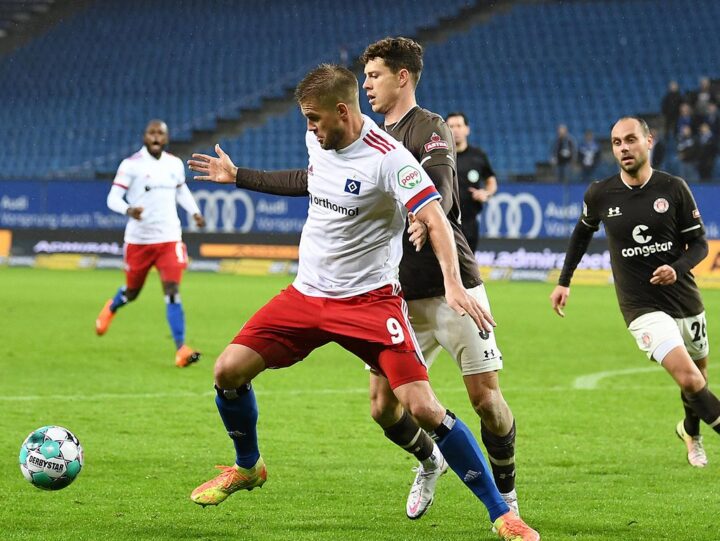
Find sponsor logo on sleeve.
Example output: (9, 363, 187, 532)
(653, 198, 669, 213)
(397, 166, 422, 189)
(423, 132, 449, 152)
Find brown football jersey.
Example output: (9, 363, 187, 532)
(382, 106, 482, 300)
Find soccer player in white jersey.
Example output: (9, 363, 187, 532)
(186, 64, 539, 541)
(95, 119, 206, 368)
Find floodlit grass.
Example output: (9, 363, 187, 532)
(1, 267, 718, 540)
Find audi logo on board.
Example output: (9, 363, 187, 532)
(482, 193, 543, 239)
(188, 190, 255, 233)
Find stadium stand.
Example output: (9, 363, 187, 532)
(0, 0, 470, 178)
(218, 0, 720, 178)
(2, 0, 719, 180)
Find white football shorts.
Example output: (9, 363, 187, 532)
(628, 310, 709, 363)
(407, 284, 503, 375)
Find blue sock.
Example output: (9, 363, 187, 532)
(110, 286, 128, 312)
(215, 385, 260, 468)
(165, 294, 185, 349)
(432, 411, 509, 522)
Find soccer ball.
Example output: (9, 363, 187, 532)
(19, 426, 84, 490)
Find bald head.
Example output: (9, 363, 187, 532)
(610, 116, 653, 178)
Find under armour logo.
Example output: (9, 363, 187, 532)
(344, 179, 361, 195)
(227, 430, 246, 439)
(463, 470, 481, 482)
(607, 207, 622, 217)
(484, 349, 495, 359)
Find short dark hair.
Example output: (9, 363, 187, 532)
(360, 37, 423, 85)
(294, 64, 359, 109)
(446, 111, 469, 125)
(616, 116, 650, 136)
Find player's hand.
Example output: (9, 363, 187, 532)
(469, 187, 490, 203)
(187, 144, 238, 184)
(193, 213, 206, 228)
(127, 206, 143, 220)
(550, 285, 570, 317)
(650, 264, 677, 285)
(444, 281, 496, 333)
(407, 212, 427, 252)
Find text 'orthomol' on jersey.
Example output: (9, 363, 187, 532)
(293, 115, 441, 298)
(111, 146, 199, 244)
(581, 170, 705, 324)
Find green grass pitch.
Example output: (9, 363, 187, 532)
(1, 266, 718, 540)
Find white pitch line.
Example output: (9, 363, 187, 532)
(0, 383, 677, 402)
(0, 388, 368, 402)
(573, 367, 659, 390)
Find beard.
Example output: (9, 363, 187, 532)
(321, 125, 345, 150)
(619, 154, 647, 174)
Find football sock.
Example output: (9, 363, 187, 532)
(681, 391, 701, 436)
(165, 293, 185, 349)
(481, 420, 516, 494)
(215, 384, 260, 468)
(682, 385, 720, 434)
(383, 410, 436, 465)
(430, 410, 508, 522)
(110, 286, 128, 312)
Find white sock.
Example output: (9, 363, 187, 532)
(420, 443, 444, 471)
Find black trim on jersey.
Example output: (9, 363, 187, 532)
(235, 167, 308, 196)
(671, 235, 708, 277)
(558, 220, 596, 287)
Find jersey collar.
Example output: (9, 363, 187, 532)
(384, 105, 419, 133)
(619, 168, 653, 189)
(140, 145, 165, 161)
(336, 115, 375, 155)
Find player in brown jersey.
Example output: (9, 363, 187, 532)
(551, 116, 719, 469)
(360, 37, 525, 526)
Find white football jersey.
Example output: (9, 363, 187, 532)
(294, 115, 441, 298)
(108, 146, 200, 244)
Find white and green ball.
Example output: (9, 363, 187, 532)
(19, 426, 84, 490)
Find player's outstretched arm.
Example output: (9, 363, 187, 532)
(414, 200, 495, 333)
(188, 144, 237, 184)
(188, 143, 308, 196)
(549, 285, 570, 317)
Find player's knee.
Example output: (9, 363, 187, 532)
(678, 370, 707, 393)
(163, 282, 179, 296)
(402, 400, 443, 430)
(369, 394, 402, 425)
(469, 388, 505, 419)
(214, 353, 246, 388)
